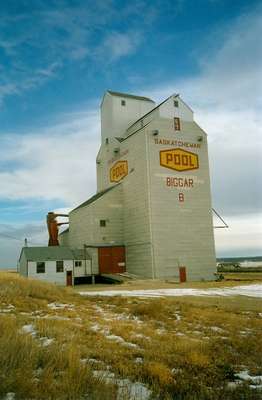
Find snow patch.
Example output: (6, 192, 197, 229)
(3, 393, 16, 400)
(210, 326, 224, 333)
(47, 303, 74, 310)
(39, 337, 54, 347)
(236, 370, 262, 385)
(79, 284, 262, 298)
(21, 324, 36, 336)
(92, 370, 151, 400)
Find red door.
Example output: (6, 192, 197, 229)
(66, 271, 72, 286)
(179, 267, 187, 283)
(98, 247, 126, 274)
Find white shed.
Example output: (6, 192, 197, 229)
(19, 246, 91, 286)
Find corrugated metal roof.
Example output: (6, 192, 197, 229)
(21, 246, 90, 261)
(107, 90, 154, 102)
(71, 184, 120, 212)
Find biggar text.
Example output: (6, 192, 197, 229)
(166, 177, 194, 187)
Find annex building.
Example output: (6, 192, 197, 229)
(58, 90, 216, 282)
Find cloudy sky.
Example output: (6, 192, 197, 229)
(0, 0, 261, 268)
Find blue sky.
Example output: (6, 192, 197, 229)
(0, 0, 261, 267)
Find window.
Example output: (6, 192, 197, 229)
(100, 220, 106, 227)
(75, 261, 82, 267)
(56, 260, 64, 273)
(36, 262, 45, 274)
(121, 99, 126, 106)
(174, 100, 179, 107)
(174, 117, 181, 131)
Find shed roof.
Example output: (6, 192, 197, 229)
(20, 246, 89, 261)
(107, 90, 154, 102)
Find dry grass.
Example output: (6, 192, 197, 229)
(0, 272, 262, 399)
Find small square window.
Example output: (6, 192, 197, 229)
(121, 100, 126, 106)
(174, 100, 179, 107)
(75, 261, 82, 267)
(37, 262, 45, 274)
(174, 117, 181, 131)
(56, 260, 64, 273)
(100, 220, 106, 227)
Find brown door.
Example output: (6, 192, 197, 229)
(179, 266, 187, 283)
(98, 247, 126, 274)
(66, 271, 72, 286)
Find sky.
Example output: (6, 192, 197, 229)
(0, 0, 261, 268)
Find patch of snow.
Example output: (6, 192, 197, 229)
(90, 324, 101, 332)
(21, 324, 36, 336)
(79, 284, 262, 298)
(3, 393, 16, 400)
(83, 358, 104, 365)
(171, 368, 182, 374)
(175, 313, 182, 321)
(40, 337, 54, 347)
(210, 326, 224, 333)
(175, 332, 185, 337)
(47, 303, 74, 310)
(92, 371, 151, 400)
(117, 379, 151, 400)
(133, 333, 150, 340)
(123, 342, 139, 349)
(236, 370, 262, 385)
(227, 381, 242, 389)
(134, 357, 143, 364)
(93, 370, 116, 384)
(250, 384, 262, 389)
(156, 328, 166, 335)
(106, 334, 126, 343)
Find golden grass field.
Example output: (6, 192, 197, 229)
(0, 271, 261, 400)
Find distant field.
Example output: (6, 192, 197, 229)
(0, 272, 261, 400)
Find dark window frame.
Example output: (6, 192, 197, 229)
(75, 261, 82, 267)
(121, 99, 126, 106)
(100, 220, 106, 227)
(36, 261, 45, 274)
(174, 100, 179, 107)
(56, 260, 64, 273)
(174, 117, 181, 131)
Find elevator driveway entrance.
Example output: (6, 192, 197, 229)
(98, 246, 126, 274)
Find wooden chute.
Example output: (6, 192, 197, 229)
(46, 212, 69, 246)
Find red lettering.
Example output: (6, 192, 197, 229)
(179, 193, 184, 202)
(174, 154, 180, 165)
(166, 154, 173, 164)
(182, 155, 188, 166)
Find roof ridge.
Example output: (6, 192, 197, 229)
(107, 90, 154, 102)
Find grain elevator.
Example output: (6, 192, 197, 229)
(59, 91, 216, 281)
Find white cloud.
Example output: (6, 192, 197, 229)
(0, 107, 100, 206)
(98, 31, 142, 61)
(214, 213, 262, 257)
